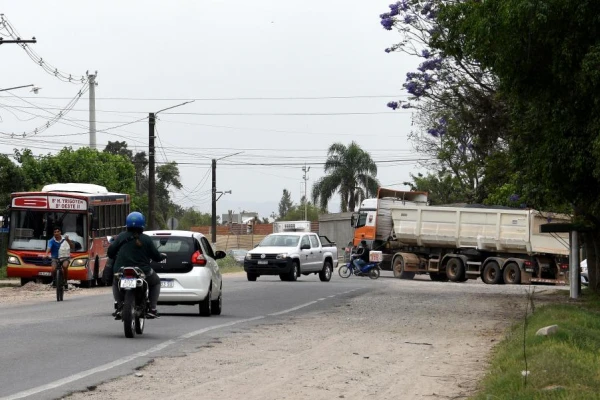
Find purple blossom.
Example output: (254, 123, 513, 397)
(387, 101, 399, 110)
(405, 81, 425, 97)
(417, 57, 442, 72)
(403, 15, 416, 24)
(439, 117, 447, 125)
(389, 3, 399, 12)
(421, 49, 431, 59)
(389, 8, 399, 17)
(380, 12, 391, 19)
(427, 128, 439, 137)
(401, 103, 411, 109)
(509, 194, 520, 202)
(381, 17, 394, 30)
(385, 48, 392, 53)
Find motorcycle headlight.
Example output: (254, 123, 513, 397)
(71, 258, 88, 267)
(276, 253, 288, 260)
(7, 256, 20, 265)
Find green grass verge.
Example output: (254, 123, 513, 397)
(472, 289, 600, 400)
(0, 266, 7, 280)
(217, 256, 245, 274)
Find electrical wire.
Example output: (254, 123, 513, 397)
(0, 14, 87, 84)
(0, 94, 411, 101)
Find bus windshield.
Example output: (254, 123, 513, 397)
(8, 210, 87, 252)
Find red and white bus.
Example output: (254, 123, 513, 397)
(6, 183, 130, 287)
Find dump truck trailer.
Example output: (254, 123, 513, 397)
(351, 188, 571, 285)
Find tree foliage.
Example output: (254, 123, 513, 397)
(278, 189, 294, 219)
(426, 0, 597, 290)
(0, 155, 25, 212)
(312, 142, 379, 212)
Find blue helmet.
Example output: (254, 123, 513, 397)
(126, 212, 146, 229)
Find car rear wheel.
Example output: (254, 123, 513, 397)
(211, 284, 222, 315)
(199, 286, 212, 317)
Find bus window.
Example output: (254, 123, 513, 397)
(355, 212, 368, 228)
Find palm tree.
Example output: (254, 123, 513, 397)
(312, 142, 380, 212)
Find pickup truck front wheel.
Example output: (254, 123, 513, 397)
(287, 261, 300, 281)
(319, 261, 333, 282)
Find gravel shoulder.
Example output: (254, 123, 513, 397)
(59, 275, 562, 400)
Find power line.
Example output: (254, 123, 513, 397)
(0, 14, 86, 84)
(0, 94, 411, 101)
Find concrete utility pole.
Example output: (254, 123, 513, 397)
(302, 164, 310, 221)
(211, 152, 241, 245)
(147, 101, 194, 230)
(148, 113, 156, 230)
(212, 159, 217, 245)
(87, 72, 97, 149)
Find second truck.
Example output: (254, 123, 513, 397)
(350, 188, 570, 285)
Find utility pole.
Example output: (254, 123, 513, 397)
(212, 159, 217, 245)
(147, 101, 194, 230)
(148, 113, 156, 230)
(87, 72, 97, 149)
(302, 164, 310, 221)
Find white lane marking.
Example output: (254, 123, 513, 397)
(2, 288, 363, 400)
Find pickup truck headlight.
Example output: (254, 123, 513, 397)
(245, 253, 252, 260)
(71, 258, 88, 267)
(276, 253, 288, 260)
(7, 256, 20, 265)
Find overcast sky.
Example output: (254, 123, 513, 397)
(1, 0, 422, 219)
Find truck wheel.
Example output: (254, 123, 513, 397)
(246, 273, 257, 282)
(319, 261, 333, 282)
(482, 261, 503, 284)
(393, 257, 415, 280)
(446, 258, 465, 282)
(287, 261, 299, 282)
(503, 263, 521, 284)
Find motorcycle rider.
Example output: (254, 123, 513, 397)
(352, 240, 370, 273)
(108, 212, 165, 319)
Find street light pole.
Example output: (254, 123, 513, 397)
(211, 151, 243, 245)
(148, 100, 194, 229)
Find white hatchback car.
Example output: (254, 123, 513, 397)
(145, 230, 224, 316)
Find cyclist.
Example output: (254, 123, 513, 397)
(44, 226, 74, 288)
(352, 240, 370, 273)
(108, 212, 165, 319)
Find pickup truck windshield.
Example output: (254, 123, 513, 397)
(258, 235, 300, 247)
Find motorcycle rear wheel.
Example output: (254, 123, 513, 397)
(123, 290, 136, 338)
(369, 268, 380, 280)
(338, 265, 351, 278)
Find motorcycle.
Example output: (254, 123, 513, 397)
(338, 260, 381, 279)
(116, 266, 150, 338)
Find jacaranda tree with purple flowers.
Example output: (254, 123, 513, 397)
(380, 0, 512, 204)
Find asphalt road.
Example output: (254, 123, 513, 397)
(0, 272, 372, 400)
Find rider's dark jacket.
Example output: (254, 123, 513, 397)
(357, 246, 370, 263)
(107, 231, 163, 275)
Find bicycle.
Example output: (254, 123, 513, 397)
(47, 256, 70, 301)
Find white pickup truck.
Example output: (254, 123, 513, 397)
(243, 232, 338, 282)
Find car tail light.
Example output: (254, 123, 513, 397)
(191, 250, 207, 266)
(559, 263, 569, 270)
(123, 268, 136, 278)
(524, 260, 533, 266)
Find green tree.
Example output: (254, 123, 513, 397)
(0, 154, 25, 212)
(280, 201, 321, 222)
(404, 171, 465, 205)
(278, 189, 294, 219)
(15, 147, 135, 195)
(312, 142, 380, 212)
(176, 207, 212, 230)
(436, 0, 596, 290)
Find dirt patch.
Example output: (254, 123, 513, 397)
(0, 281, 111, 304)
(65, 277, 561, 400)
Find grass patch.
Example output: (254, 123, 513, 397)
(472, 289, 600, 399)
(0, 266, 7, 280)
(217, 256, 244, 274)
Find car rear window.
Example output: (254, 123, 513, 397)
(150, 236, 196, 274)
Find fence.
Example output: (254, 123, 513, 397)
(214, 234, 267, 252)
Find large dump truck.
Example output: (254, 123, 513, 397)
(351, 188, 571, 285)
